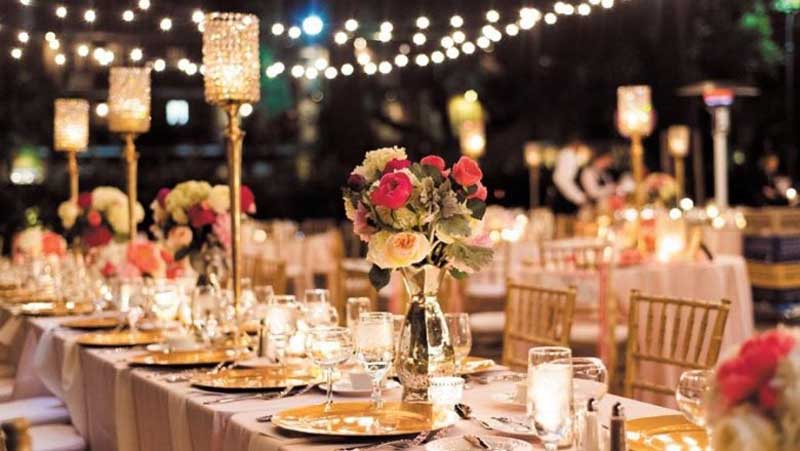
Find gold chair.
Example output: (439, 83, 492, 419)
(1, 418, 30, 451)
(250, 256, 288, 294)
(623, 290, 731, 400)
(501, 282, 576, 371)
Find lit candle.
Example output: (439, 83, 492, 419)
(108, 67, 151, 133)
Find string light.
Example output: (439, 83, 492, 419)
(302, 15, 324, 36)
(288, 26, 301, 39)
(45, 32, 56, 41)
(19, 0, 31, 5)
(160, 18, 173, 31)
(55, 5, 67, 18)
(446, 47, 459, 59)
(305, 67, 319, 79)
(413, 32, 426, 46)
(48, 39, 60, 50)
(17, 32, 29, 43)
(122, 10, 134, 22)
(356, 52, 371, 65)
(486, 10, 500, 23)
(544, 13, 558, 24)
(314, 58, 328, 70)
(240, 103, 254, 117)
(334, 31, 348, 45)
(450, 15, 464, 28)
(353, 37, 367, 50)
(441, 36, 454, 48)
(130, 48, 143, 61)
(341, 63, 354, 75)
(324, 66, 338, 79)
(95, 103, 109, 117)
(462, 42, 476, 54)
(84, 9, 96, 23)
(394, 54, 409, 67)
(505, 24, 519, 36)
(291, 65, 304, 78)
(153, 58, 166, 72)
(601, 0, 614, 8)
(192, 10, 204, 23)
(452, 30, 466, 44)
(364, 62, 377, 75)
(431, 50, 444, 63)
(477, 36, 491, 49)
(578, 4, 592, 15)
(344, 19, 358, 32)
(416, 16, 430, 29)
(272, 23, 285, 35)
(138, 0, 150, 11)
(54, 53, 66, 65)
(10, 48, 22, 59)
(378, 61, 392, 74)
(76, 44, 89, 57)
(185, 63, 197, 76)
(378, 31, 392, 42)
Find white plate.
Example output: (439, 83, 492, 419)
(425, 435, 533, 451)
(490, 392, 526, 409)
(322, 379, 402, 396)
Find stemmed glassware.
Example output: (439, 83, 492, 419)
(528, 347, 574, 451)
(306, 326, 354, 411)
(354, 312, 395, 408)
(266, 295, 300, 364)
(676, 369, 713, 443)
(445, 313, 472, 373)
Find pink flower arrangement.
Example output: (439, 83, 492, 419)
(57, 187, 144, 249)
(93, 240, 183, 280)
(12, 227, 67, 260)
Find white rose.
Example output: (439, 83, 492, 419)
(207, 185, 230, 214)
(15, 228, 43, 257)
(92, 187, 128, 212)
(367, 231, 431, 269)
(107, 204, 129, 235)
(355, 146, 407, 181)
(712, 407, 779, 451)
(343, 196, 357, 221)
(58, 201, 80, 230)
(172, 208, 189, 225)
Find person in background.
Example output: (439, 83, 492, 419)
(579, 148, 616, 207)
(754, 153, 786, 206)
(551, 139, 590, 236)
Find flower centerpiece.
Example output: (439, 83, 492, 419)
(92, 240, 184, 280)
(57, 187, 144, 249)
(708, 328, 800, 451)
(150, 181, 256, 285)
(342, 146, 493, 401)
(12, 227, 67, 261)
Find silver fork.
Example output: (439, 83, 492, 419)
(336, 430, 431, 451)
(203, 385, 295, 405)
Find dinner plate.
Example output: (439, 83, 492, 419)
(76, 330, 163, 347)
(128, 349, 245, 367)
(61, 316, 121, 330)
(19, 301, 94, 317)
(190, 366, 324, 392)
(326, 379, 402, 396)
(425, 435, 533, 451)
(626, 415, 707, 450)
(272, 401, 459, 437)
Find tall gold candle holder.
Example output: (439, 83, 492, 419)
(54, 99, 90, 201)
(108, 67, 151, 241)
(202, 12, 260, 315)
(524, 141, 543, 210)
(667, 125, 690, 200)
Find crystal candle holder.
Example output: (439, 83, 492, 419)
(54, 99, 89, 152)
(202, 12, 261, 105)
(617, 85, 654, 137)
(427, 376, 465, 409)
(667, 125, 690, 158)
(108, 67, 151, 133)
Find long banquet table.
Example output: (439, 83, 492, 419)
(2, 309, 679, 451)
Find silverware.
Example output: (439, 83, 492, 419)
(255, 414, 272, 423)
(336, 430, 431, 451)
(464, 435, 492, 450)
(454, 403, 493, 430)
(490, 416, 533, 432)
(469, 373, 525, 385)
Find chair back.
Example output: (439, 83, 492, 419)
(502, 282, 576, 371)
(623, 290, 731, 400)
(1, 418, 31, 451)
(249, 256, 288, 294)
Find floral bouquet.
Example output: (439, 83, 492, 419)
(150, 181, 256, 271)
(709, 328, 800, 451)
(12, 227, 67, 261)
(644, 172, 678, 207)
(91, 240, 185, 280)
(58, 187, 144, 249)
(342, 146, 493, 288)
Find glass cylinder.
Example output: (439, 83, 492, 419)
(202, 12, 261, 105)
(108, 67, 152, 133)
(616, 85, 654, 137)
(667, 125, 690, 158)
(54, 99, 89, 152)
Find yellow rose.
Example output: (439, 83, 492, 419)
(58, 201, 79, 229)
(367, 231, 431, 269)
(207, 185, 230, 214)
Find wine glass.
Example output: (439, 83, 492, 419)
(569, 357, 608, 449)
(266, 295, 300, 364)
(528, 347, 574, 451)
(445, 313, 472, 373)
(306, 326, 354, 411)
(676, 369, 713, 442)
(191, 285, 222, 344)
(151, 283, 182, 329)
(355, 312, 394, 408)
(302, 289, 339, 327)
(346, 297, 371, 333)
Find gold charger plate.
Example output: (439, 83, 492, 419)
(76, 330, 162, 347)
(458, 356, 496, 375)
(62, 317, 121, 330)
(626, 415, 707, 450)
(272, 401, 459, 437)
(191, 365, 324, 392)
(128, 349, 245, 367)
(19, 302, 94, 317)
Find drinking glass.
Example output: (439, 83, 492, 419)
(428, 376, 465, 409)
(254, 285, 275, 318)
(569, 357, 608, 449)
(266, 295, 300, 364)
(306, 326, 354, 411)
(151, 283, 182, 329)
(239, 278, 258, 322)
(445, 313, 472, 373)
(302, 289, 339, 327)
(528, 347, 574, 451)
(346, 297, 371, 332)
(676, 369, 713, 436)
(191, 285, 223, 344)
(355, 312, 395, 408)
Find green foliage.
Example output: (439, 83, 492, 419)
(444, 242, 494, 272)
(743, 1, 784, 67)
(369, 265, 391, 290)
(438, 215, 471, 238)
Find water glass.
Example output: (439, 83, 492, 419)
(303, 289, 339, 327)
(253, 285, 275, 317)
(355, 312, 394, 408)
(528, 347, 574, 451)
(445, 313, 472, 372)
(676, 370, 713, 429)
(346, 297, 371, 332)
(306, 326, 354, 411)
(428, 376, 465, 409)
(266, 295, 300, 363)
(191, 285, 223, 344)
(569, 357, 608, 449)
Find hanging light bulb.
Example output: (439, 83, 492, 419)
(84, 9, 96, 23)
(17, 31, 29, 43)
(76, 44, 90, 57)
(341, 63, 354, 76)
(334, 31, 348, 45)
(413, 32, 426, 46)
(55, 5, 67, 18)
(122, 10, 135, 22)
(192, 10, 204, 23)
(153, 58, 166, 72)
(450, 15, 464, 28)
(272, 23, 285, 35)
(416, 16, 430, 29)
(344, 19, 359, 32)
(138, 0, 150, 10)
(160, 18, 173, 31)
(54, 53, 66, 65)
(486, 10, 500, 23)
(394, 54, 409, 67)
(415, 54, 429, 66)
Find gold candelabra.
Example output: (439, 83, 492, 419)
(202, 12, 260, 315)
(667, 125, 690, 200)
(108, 67, 151, 241)
(53, 99, 90, 201)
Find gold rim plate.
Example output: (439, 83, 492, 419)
(20, 302, 94, 317)
(76, 330, 162, 347)
(458, 356, 496, 375)
(626, 415, 707, 450)
(128, 349, 245, 367)
(272, 401, 459, 437)
(62, 317, 121, 330)
(191, 365, 324, 392)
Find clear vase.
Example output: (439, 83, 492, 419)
(189, 245, 227, 289)
(395, 265, 455, 402)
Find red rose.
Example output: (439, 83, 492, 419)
(347, 173, 367, 190)
(87, 210, 102, 227)
(166, 263, 184, 280)
(451, 156, 483, 187)
(469, 182, 488, 201)
(83, 225, 113, 248)
(127, 241, 161, 275)
(101, 262, 117, 278)
(759, 385, 778, 410)
(157, 188, 171, 208)
(383, 158, 411, 174)
(188, 204, 216, 228)
(78, 192, 92, 210)
(370, 172, 413, 210)
(160, 249, 174, 265)
(420, 155, 448, 176)
(240, 186, 256, 214)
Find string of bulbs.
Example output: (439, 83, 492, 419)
(6, 0, 629, 81)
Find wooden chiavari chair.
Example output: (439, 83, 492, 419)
(501, 282, 576, 371)
(250, 257, 288, 294)
(623, 290, 731, 400)
(1, 418, 30, 451)
(0, 416, 86, 451)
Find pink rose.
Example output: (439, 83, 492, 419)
(452, 156, 483, 187)
(127, 241, 163, 276)
(87, 210, 102, 227)
(383, 158, 411, 174)
(241, 186, 256, 215)
(101, 262, 117, 278)
(354, 203, 376, 242)
(370, 172, 413, 210)
(157, 188, 171, 208)
(41, 232, 66, 256)
(213, 213, 232, 251)
(167, 226, 193, 251)
(188, 203, 216, 228)
(469, 182, 488, 202)
(420, 155, 449, 176)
